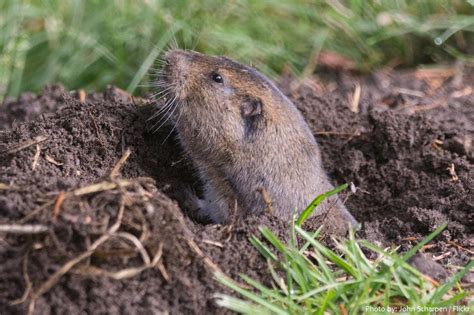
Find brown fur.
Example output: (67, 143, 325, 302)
(157, 49, 357, 226)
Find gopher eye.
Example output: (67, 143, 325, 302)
(211, 73, 223, 84)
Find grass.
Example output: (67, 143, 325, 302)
(1, 0, 474, 100)
(214, 185, 473, 314)
(214, 223, 474, 314)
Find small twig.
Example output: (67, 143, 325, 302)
(421, 274, 440, 287)
(74, 240, 164, 280)
(17, 201, 56, 224)
(451, 86, 472, 98)
(74, 265, 147, 280)
(432, 139, 444, 150)
(151, 243, 164, 267)
(10, 253, 32, 305)
(110, 148, 132, 178)
(109, 199, 126, 233)
(171, 207, 232, 282)
(52, 191, 66, 220)
(115, 232, 151, 265)
(421, 244, 437, 251)
(409, 98, 448, 113)
(45, 154, 63, 166)
(7, 135, 48, 154)
(184, 235, 228, 277)
(149, 243, 169, 282)
(393, 87, 425, 98)
(447, 163, 459, 181)
(131, 96, 151, 107)
(157, 262, 170, 282)
(447, 241, 474, 255)
(256, 187, 273, 215)
(73, 181, 120, 196)
(130, 205, 150, 242)
(433, 251, 451, 261)
(91, 248, 136, 259)
(27, 299, 35, 315)
(0, 182, 19, 190)
(31, 144, 41, 170)
(0, 224, 49, 234)
(78, 89, 86, 102)
(342, 129, 363, 145)
(224, 199, 238, 242)
(202, 240, 224, 248)
(350, 82, 361, 113)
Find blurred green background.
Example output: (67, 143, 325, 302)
(1, 0, 473, 99)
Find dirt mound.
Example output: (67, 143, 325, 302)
(0, 85, 67, 130)
(1, 66, 473, 313)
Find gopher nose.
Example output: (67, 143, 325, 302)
(164, 49, 191, 73)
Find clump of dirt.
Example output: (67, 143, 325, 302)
(1, 65, 473, 313)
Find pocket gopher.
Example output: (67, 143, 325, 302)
(156, 49, 357, 226)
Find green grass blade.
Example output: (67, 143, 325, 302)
(430, 260, 474, 303)
(299, 227, 322, 253)
(296, 183, 348, 226)
(249, 235, 277, 262)
(241, 274, 305, 312)
(401, 223, 447, 262)
(214, 294, 270, 315)
(259, 226, 287, 254)
(430, 291, 468, 308)
(315, 289, 336, 315)
(214, 272, 288, 315)
(295, 279, 359, 301)
(296, 226, 357, 277)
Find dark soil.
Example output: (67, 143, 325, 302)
(1, 66, 473, 314)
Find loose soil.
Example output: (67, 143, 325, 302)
(1, 65, 473, 314)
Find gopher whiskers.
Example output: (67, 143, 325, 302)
(147, 92, 175, 126)
(141, 80, 174, 88)
(148, 93, 174, 120)
(162, 102, 183, 144)
(149, 93, 176, 120)
(149, 84, 176, 99)
(153, 98, 179, 132)
(150, 94, 179, 132)
(151, 56, 169, 70)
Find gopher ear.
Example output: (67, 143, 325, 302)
(241, 98, 262, 118)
